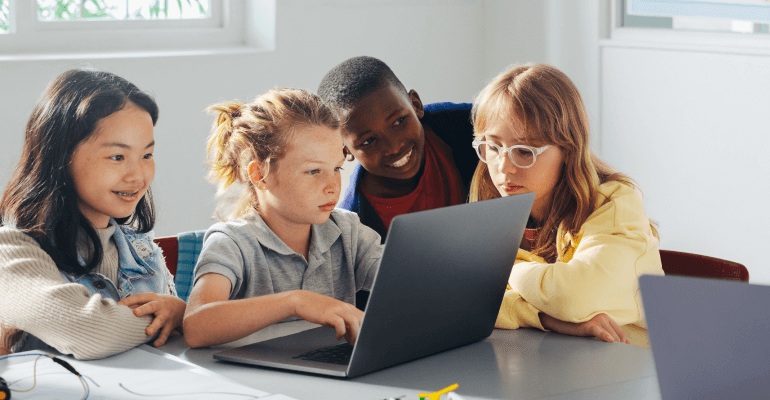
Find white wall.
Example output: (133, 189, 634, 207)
(0, 0, 484, 237)
(4, 0, 765, 284)
(601, 44, 770, 284)
(479, 0, 602, 149)
(479, 1, 546, 78)
(482, 0, 770, 284)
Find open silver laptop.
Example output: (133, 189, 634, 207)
(640, 274, 770, 399)
(213, 192, 534, 378)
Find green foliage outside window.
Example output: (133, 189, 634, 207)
(38, 0, 113, 21)
(0, 0, 210, 35)
(149, 0, 207, 19)
(0, 0, 9, 33)
(37, 0, 208, 21)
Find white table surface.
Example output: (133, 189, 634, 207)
(153, 321, 663, 400)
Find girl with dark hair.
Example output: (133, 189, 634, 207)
(0, 69, 185, 360)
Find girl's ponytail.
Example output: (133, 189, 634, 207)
(206, 88, 340, 221)
(206, 102, 243, 195)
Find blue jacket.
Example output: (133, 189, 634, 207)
(339, 102, 478, 242)
(16, 219, 172, 353)
(63, 218, 175, 300)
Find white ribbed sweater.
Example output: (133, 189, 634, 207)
(0, 227, 153, 360)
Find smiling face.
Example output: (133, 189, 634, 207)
(256, 125, 345, 230)
(341, 83, 425, 181)
(68, 103, 155, 229)
(482, 118, 564, 222)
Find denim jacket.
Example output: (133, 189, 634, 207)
(62, 218, 175, 300)
(15, 219, 173, 353)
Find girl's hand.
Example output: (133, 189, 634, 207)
(539, 313, 629, 344)
(289, 290, 363, 345)
(118, 293, 187, 347)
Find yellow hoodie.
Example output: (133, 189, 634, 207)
(495, 181, 664, 348)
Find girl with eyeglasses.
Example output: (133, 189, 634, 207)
(470, 63, 663, 348)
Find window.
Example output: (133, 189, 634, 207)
(623, 0, 770, 34)
(0, 0, 276, 56)
(1, 0, 9, 34)
(36, 0, 210, 22)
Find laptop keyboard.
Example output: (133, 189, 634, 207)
(292, 343, 353, 365)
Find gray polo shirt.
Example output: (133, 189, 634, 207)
(193, 209, 383, 307)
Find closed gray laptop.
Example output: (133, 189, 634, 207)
(640, 274, 770, 399)
(214, 192, 534, 378)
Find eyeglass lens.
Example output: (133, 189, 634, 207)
(477, 143, 536, 168)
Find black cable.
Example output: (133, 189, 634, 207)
(50, 357, 81, 377)
(0, 353, 88, 399)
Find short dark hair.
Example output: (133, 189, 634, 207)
(317, 56, 407, 111)
(0, 69, 159, 275)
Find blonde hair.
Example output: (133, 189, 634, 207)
(469, 63, 657, 262)
(206, 87, 340, 220)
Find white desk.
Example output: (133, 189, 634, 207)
(155, 321, 662, 400)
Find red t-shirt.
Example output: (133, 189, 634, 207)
(363, 130, 466, 232)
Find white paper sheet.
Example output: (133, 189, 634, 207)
(0, 348, 294, 400)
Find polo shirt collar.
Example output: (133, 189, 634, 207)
(246, 212, 341, 257)
(309, 215, 342, 256)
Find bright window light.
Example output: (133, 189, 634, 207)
(623, 0, 770, 34)
(0, 0, 276, 56)
(36, 0, 210, 22)
(0, 0, 9, 34)
(731, 20, 755, 33)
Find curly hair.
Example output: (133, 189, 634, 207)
(317, 56, 407, 112)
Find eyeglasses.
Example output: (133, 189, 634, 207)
(472, 140, 551, 169)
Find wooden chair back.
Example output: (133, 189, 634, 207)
(154, 236, 179, 276)
(660, 250, 749, 282)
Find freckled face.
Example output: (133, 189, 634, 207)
(342, 84, 425, 180)
(258, 125, 345, 228)
(482, 119, 564, 221)
(68, 103, 155, 229)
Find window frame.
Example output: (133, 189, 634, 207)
(0, 0, 264, 56)
(0, 0, 9, 34)
(33, 0, 221, 31)
(603, 0, 770, 56)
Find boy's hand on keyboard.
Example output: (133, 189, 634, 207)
(290, 290, 363, 345)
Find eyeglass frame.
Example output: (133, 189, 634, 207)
(471, 140, 552, 169)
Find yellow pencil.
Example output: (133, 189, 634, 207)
(418, 383, 459, 400)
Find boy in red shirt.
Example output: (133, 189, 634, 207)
(317, 56, 478, 239)
(318, 56, 479, 309)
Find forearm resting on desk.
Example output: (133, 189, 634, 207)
(183, 273, 298, 348)
(183, 273, 363, 348)
(0, 229, 152, 359)
(496, 289, 629, 344)
(495, 289, 546, 330)
(539, 313, 629, 344)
